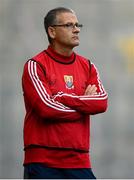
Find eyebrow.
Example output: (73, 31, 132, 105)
(58, 21, 79, 24)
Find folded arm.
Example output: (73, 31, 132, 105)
(22, 60, 83, 121)
(53, 63, 108, 115)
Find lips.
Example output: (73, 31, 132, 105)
(72, 36, 79, 40)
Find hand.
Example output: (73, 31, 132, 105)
(84, 84, 97, 95)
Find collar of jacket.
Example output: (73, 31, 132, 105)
(45, 45, 76, 64)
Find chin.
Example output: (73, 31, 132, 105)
(72, 41, 80, 47)
(66, 41, 79, 49)
(73, 42, 79, 47)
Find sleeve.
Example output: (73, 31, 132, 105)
(53, 63, 108, 115)
(22, 60, 83, 121)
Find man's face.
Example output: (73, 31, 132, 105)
(50, 12, 81, 48)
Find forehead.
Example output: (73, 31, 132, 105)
(56, 12, 78, 23)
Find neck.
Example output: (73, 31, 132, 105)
(50, 43, 73, 57)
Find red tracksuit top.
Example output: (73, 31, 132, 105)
(22, 45, 108, 168)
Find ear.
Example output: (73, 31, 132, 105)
(48, 27, 56, 40)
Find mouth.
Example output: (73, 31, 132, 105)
(72, 36, 79, 40)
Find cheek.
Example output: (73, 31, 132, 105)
(57, 31, 71, 41)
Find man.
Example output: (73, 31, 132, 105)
(22, 7, 108, 179)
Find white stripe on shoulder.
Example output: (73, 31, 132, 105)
(92, 63, 106, 95)
(28, 60, 75, 112)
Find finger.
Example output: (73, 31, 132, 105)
(88, 85, 96, 94)
(90, 86, 97, 94)
(84, 84, 91, 95)
(85, 85, 97, 95)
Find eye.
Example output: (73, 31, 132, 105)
(65, 23, 73, 28)
(75, 23, 83, 28)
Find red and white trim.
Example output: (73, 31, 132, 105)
(28, 60, 75, 112)
(54, 63, 107, 101)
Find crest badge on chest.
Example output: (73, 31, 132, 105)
(64, 75, 74, 89)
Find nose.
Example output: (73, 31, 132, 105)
(73, 25, 80, 33)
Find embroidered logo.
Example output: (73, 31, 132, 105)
(64, 75, 74, 89)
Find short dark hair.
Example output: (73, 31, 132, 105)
(44, 7, 74, 43)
